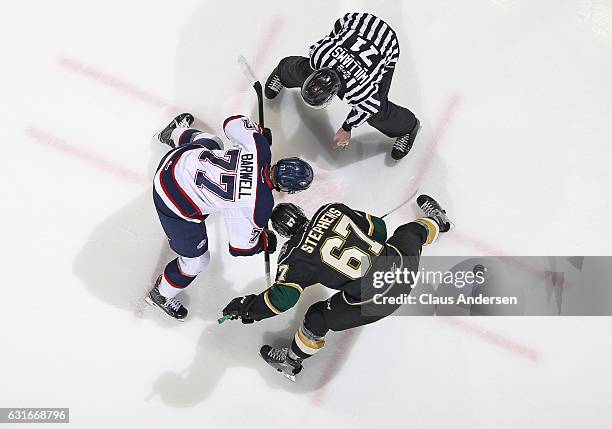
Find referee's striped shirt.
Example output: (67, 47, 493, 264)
(309, 13, 400, 130)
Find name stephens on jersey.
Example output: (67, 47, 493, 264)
(299, 207, 343, 253)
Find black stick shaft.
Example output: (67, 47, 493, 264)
(254, 81, 264, 127)
(251, 81, 271, 286)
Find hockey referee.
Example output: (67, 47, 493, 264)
(265, 12, 420, 160)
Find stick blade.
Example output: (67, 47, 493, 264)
(237, 54, 259, 86)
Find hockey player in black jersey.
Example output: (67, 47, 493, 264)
(264, 12, 421, 160)
(222, 195, 451, 381)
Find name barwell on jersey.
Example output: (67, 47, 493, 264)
(238, 153, 255, 198)
(300, 207, 343, 253)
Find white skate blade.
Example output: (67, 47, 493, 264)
(278, 368, 296, 383)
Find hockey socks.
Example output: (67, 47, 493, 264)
(159, 258, 196, 299)
(290, 323, 326, 360)
(414, 217, 440, 245)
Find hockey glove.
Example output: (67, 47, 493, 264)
(222, 294, 258, 324)
(260, 229, 277, 254)
(262, 127, 272, 146)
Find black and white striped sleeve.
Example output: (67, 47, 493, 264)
(383, 37, 400, 69)
(309, 13, 352, 56)
(330, 13, 351, 37)
(341, 92, 381, 130)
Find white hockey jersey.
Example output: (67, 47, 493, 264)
(153, 115, 274, 256)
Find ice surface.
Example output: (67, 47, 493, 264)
(2, 0, 612, 428)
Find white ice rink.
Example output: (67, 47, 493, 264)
(2, 0, 612, 427)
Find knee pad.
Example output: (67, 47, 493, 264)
(177, 251, 210, 277)
(303, 301, 330, 337)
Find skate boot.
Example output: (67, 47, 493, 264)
(145, 276, 188, 321)
(391, 118, 421, 160)
(264, 67, 284, 99)
(157, 113, 194, 148)
(260, 345, 303, 382)
(417, 194, 452, 232)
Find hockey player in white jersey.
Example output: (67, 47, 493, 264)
(146, 113, 314, 320)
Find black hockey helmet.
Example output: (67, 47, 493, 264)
(271, 203, 308, 238)
(301, 68, 341, 109)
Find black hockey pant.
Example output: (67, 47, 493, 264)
(299, 221, 426, 341)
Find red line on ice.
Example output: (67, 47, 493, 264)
(411, 95, 461, 195)
(311, 330, 356, 406)
(58, 56, 214, 133)
(393, 95, 461, 220)
(255, 16, 284, 67)
(227, 15, 285, 112)
(24, 127, 149, 186)
(437, 317, 541, 362)
(450, 229, 570, 289)
(450, 229, 508, 256)
(59, 56, 178, 111)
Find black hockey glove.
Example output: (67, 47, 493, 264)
(222, 294, 258, 324)
(262, 127, 272, 146)
(259, 229, 277, 254)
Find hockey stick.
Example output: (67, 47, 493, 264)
(237, 55, 265, 128)
(380, 182, 419, 219)
(218, 56, 269, 325)
(237, 54, 272, 285)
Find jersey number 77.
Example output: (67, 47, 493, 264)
(194, 149, 240, 200)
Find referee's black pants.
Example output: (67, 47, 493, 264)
(275, 55, 418, 137)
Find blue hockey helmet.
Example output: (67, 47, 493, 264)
(273, 157, 314, 194)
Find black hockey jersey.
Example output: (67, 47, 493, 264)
(248, 203, 401, 320)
